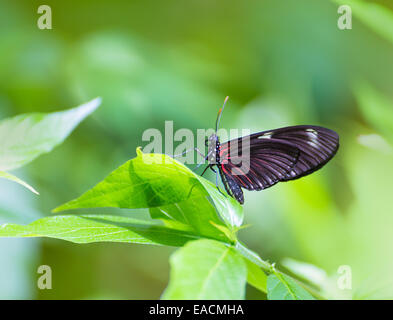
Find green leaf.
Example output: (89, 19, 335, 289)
(54, 149, 243, 228)
(245, 259, 267, 294)
(53, 150, 202, 211)
(235, 241, 272, 272)
(149, 199, 231, 242)
(281, 258, 351, 300)
(333, 0, 393, 44)
(234, 242, 270, 294)
(281, 257, 328, 289)
(267, 273, 315, 300)
(0, 97, 101, 171)
(0, 214, 200, 246)
(196, 177, 243, 227)
(162, 239, 247, 299)
(235, 243, 317, 297)
(0, 171, 39, 195)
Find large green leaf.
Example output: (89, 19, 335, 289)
(54, 150, 202, 210)
(0, 214, 199, 246)
(0, 98, 101, 171)
(54, 149, 243, 228)
(267, 273, 315, 300)
(234, 242, 270, 294)
(196, 177, 243, 227)
(0, 98, 101, 194)
(245, 259, 267, 294)
(162, 239, 247, 299)
(149, 198, 231, 242)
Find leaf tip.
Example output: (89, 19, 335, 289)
(23, 182, 40, 195)
(85, 97, 102, 113)
(136, 146, 143, 157)
(51, 205, 64, 213)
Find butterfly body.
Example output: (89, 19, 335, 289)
(219, 168, 244, 204)
(207, 134, 220, 165)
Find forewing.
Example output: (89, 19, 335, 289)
(219, 125, 339, 191)
(251, 125, 339, 180)
(220, 138, 299, 191)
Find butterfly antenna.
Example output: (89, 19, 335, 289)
(215, 96, 229, 133)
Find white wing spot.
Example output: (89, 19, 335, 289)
(306, 129, 319, 144)
(259, 132, 273, 139)
(306, 128, 318, 134)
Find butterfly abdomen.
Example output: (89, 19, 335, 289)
(219, 168, 244, 204)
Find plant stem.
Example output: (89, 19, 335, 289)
(235, 241, 326, 300)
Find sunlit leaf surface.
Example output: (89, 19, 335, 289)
(0, 214, 199, 246)
(267, 274, 315, 300)
(162, 239, 247, 299)
(0, 98, 101, 171)
(54, 150, 243, 229)
(245, 259, 267, 294)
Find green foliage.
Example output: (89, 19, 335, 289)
(0, 214, 199, 246)
(267, 273, 315, 300)
(0, 149, 321, 299)
(150, 200, 229, 242)
(54, 150, 205, 211)
(281, 257, 328, 289)
(0, 171, 39, 195)
(162, 239, 247, 299)
(1, 150, 244, 248)
(244, 259, 267, 294)
(1, 0, 393, 301)
(0, 98, 101, 193)
(53, 149, 243, 232)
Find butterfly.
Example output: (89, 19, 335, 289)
(197, 97, 339, 204)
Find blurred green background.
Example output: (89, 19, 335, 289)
(1, 0, 393, 299)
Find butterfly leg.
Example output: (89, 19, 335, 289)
(171, 147, 205, 159)
(171, 147, 209, 172)
(192, 150, 213, 171)
(210, 166, 227, 198)
(192, 156, 209, 173)
(200, 165, 210, 176)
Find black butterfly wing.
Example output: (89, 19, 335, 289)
(254, 125, 340, 181)
(219, 137, 300, 191)
(219, 125, 339, 192)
